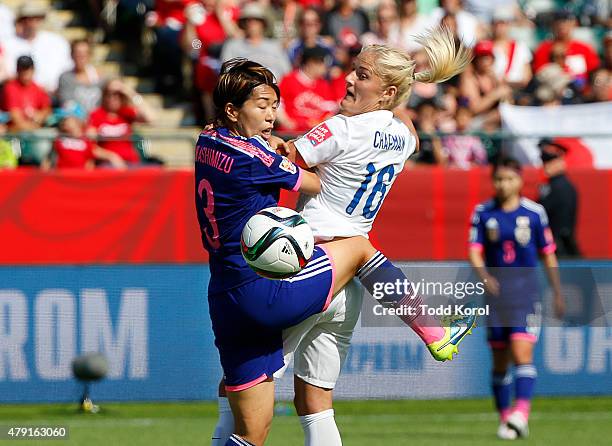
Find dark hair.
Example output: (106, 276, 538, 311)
(492, 156, 522, 176)
(298, 7, 322, 25)
(213, 58, 280, 126)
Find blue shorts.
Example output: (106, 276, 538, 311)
(208, 246, 336, 391)
(487, 303, 541, 349)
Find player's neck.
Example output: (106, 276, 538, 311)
(498, 195, 520, 212)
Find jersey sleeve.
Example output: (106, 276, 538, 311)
(293, 115, 348, 168)
(250, 150, 303, 192)
(533, 207, 556, 254)
(468, 206, 485, 252)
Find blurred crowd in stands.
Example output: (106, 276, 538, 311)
(0, 0, 610, 169)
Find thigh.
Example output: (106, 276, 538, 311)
(236, 246, 335, 330)
(208, 290, 285, 392)
(294, 280, 363, 389)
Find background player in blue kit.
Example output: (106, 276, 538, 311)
(468, 157, 565, 440)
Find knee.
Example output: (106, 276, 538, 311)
(240, 415, 273, 446)
(293, 381, 333, 416)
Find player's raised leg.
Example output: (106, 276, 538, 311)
(355, 250, 477, 361)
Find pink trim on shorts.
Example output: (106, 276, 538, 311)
(225, 373, 268, 392)
(540, 243, 557, 255)
(510, 332, 538, 343)
(291, 168, 304, 192)
(319, 245, 336, 311)
(469, 242, 484, 252)
(489, 340, 508, 349)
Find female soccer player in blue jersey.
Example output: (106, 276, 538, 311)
(195, 58, 385, 446)
(468, 157, 565, 440)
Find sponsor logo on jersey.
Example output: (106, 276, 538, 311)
(485, 218, 499, 242)
(306, 123, 332, 147)
(515, 216, 531, 246)
(279, 157, 297, 174)
(373, 131, 406, 151)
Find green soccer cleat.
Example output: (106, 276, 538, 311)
(426, 305, 477, 361)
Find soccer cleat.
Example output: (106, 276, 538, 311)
(426, 304, 477, 361)
(506, 411, 529, 438)
(497, 423, 518, 440)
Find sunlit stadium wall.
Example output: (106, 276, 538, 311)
(1, 263, 611, 403)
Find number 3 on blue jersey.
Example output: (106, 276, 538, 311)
(346, 163, 395, 218)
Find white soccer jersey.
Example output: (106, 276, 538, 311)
(294, 110, 416, 240)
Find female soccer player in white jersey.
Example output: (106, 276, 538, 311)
(211, 27, 475, 446)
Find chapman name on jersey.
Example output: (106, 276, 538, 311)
(294, 110, 416, 240)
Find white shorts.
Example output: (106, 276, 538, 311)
(274, 279, 363, 389)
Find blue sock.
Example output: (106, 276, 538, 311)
(356, 251, 421, 310)
(492, 370, 513, 421)
(515, 363, 537, 402)
(225, 434, 255, 446)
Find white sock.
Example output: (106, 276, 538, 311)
(211, 397, 234, 446)
(299, 409, 342, 446)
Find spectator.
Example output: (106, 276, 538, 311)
(397, 0, 431, 53)
(322, 0, 370, 46)
(537, 138, 580, 257)
(587, 68, 612, 102)
(287, 8, 335, 67)
(88, 79, 155, 165)
(0, 45, 9, 84)
(183, 0, 240, 123)
(430, 0, 481, 47)
(441, 105, 488, 168)
(460, 40, 512, 129)
(533, 10, 600, 91)
(531, 64, 575, 106)
(412, 99, 445, 164)
(603, 31, 612, 73)
(2, 3, 72, 93)
(146, 0, 190, 96)
(265, 0, 301, 41)
(57, 40, 104, 115)
(463, 0, 519, 24)
(221, 3, 291, 80)
(277, 45, 338, 131)
(360, 3, 403, 48)
(491, 7, 532, 88)
(0, 2, 15, 41)
(43, 111, 126, 170)
(2, 56, 51, 132)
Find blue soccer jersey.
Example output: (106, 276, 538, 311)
(469, 197, 556, 314)
(469, 197, 556, 268)
(195, 128, 303, 294)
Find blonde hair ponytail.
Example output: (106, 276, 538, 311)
(360, 26, 472, 109)
(414, 26, 472, 84)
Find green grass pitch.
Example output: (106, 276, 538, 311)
(1, 397, 611, 445)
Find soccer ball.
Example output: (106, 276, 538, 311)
(241, 207, 314, 279)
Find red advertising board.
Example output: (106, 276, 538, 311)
(0, 167, 609, 264)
